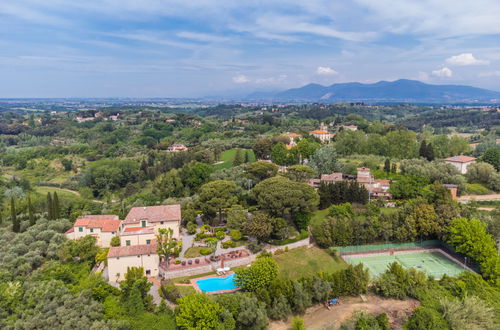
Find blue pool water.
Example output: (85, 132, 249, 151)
(196, 273, 239, 292)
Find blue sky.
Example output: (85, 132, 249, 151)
(1, 0, 500, 97)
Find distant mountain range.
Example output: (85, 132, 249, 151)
(247, 79, 500, 103)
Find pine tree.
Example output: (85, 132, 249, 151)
(233, 148, 243, 166)
(28, 195, 35, 226)
(11, 197, 20, 233)
(47, 192, 53, 220)
(384, 158, 391, 172)
(244, 150, 250, 163)
(53, 192, 60, 219)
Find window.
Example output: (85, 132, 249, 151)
(141, 220, 147, 227)
(146, 239, 151, 245)
(138, 255, 140, 258)
(160, 221, 164, 224)
(146, 270, 151, 275)
(126, 240, 131, 246)
(112, 232, 115, 234)
(90, 228, 94, 233)
(78, 227, 83, 232)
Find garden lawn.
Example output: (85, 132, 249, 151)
(310, 208, 330, 227)
(273, 246, 348, 280)
(183, 247, 214, 259)
(214, 148, 255, 170)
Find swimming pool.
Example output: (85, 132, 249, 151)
(196, 273, 239, 293)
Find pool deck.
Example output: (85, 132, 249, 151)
(190, 271, 240, 294)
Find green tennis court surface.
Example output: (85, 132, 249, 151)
(345, 251, 469, 278)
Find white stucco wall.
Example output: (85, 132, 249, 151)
(108, 253, 160, 282)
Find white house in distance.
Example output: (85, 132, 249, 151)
(65, 215, 120, 248)
(310, 123, 334, 143)
(444, 155, 477, 174)
(107, 244, 159, 282)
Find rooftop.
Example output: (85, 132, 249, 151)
(310, 130, 329, 134)
(77, 214, 119, 220)
(124, 204, 181, 224)
(73, 218, 121, 232)
(108, 244, 157, 258)
(121, 226, 155, 236)
(444, 155, 477, 163)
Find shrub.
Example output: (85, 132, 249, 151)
(216, 231, 225, 240)
(187, 222, 197, 235)
(248, 241, 263, 253)
(291, 317, 306, 330)
(199, 248, 213, 256)
(465, 183, 490, 195)
(222, 240, 235, 249)
(230, 229, 242, 241)
(235, 257, 278, 292)
(110, 236, 121, 247)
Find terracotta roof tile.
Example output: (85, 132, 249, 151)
(444, 155, 477, 163)
(73, 219, 121, 232)
(77, 214, 119, 220)
(310, 130, 329, 134)
(121, 226, 155, 236)
(108, 244, 157, 258)
(124, 205, 181, 224)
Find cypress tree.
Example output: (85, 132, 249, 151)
(28, 195, 35, 226)
(419, 140, 428, 159)
(53, 192, 60, 219)
(11, 197, 20, 233)
(384, 158, 391, 172)
(0, 208, 3, 225)
(426, 143, 435, 161)
(47, 192, 53, 220)
(233, 148, 243, 166)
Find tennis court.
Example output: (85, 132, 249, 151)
(344, 250, 469, 278)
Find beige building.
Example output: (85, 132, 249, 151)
(444, 155, 477, 174)
(122, 205, 182, 239)
(107, 244, 159, 282)
(309, 123, 334, 143)
(120, 226, 156, 246)
(65, 215, 120, 248)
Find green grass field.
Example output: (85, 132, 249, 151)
(273, 246, 348, 280)
(214, 148, 255, 170)
(345, 251, 469, 279)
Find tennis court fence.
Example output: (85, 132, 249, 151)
(330, 240, 480, 272)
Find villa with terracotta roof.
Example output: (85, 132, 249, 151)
(309, 123, 334, 142)
(122, 205, 181, 239)
(444, 155, 477, 174)
(107, 243, 159, 282)
(65, 215, 120, 247)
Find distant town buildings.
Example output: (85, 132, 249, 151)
(444, 155, 477, 174)
(340, 125, 358, 131)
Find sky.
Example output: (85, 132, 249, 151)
(1, 1, 500, 98)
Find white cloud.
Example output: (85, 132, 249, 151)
(446, 53, 489, 66)
(316, 66, 338, 75)
(479, 71, 500, 77)
(432, 67, 453, 77)
(177, 31, 229, 43)
(232, 74, 249, 83)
